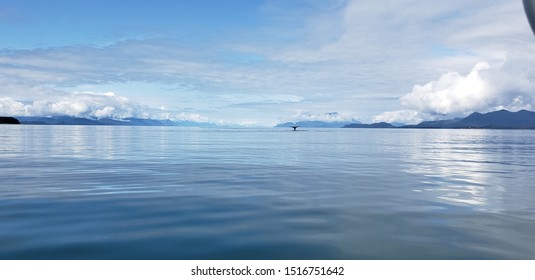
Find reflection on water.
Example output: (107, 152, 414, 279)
(404, 130, 499, 209)
(402, 130, 535, 213)
(1, 126, 535, 259)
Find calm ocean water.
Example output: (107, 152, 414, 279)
(1, 125, 535, 259)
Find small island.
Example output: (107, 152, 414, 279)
(0, 117, 21, 124)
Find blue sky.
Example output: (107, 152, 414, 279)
(1, 0, 535, 126)
(0, 0, 265, 48)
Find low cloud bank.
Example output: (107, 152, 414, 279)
(0, 91, 209, 123)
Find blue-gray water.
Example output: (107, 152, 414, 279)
(1, 125, 535, 259)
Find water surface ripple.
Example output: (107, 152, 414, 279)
(1, 126, 535, 259)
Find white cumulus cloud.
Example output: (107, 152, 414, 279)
(401, 62, 492, 116)
(374, 54, 535, 124)
(2, 91, 141, 119)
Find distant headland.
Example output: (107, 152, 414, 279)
(0, 117, 20, 124)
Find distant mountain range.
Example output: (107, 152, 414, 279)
(14, 116, 218, 127)
(275, 120, 358, 128)
(276, 110, 535, 129)
(5, 109, 535, 129)
(402, 109, 535, 129)
(340, 109, 535, 129)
